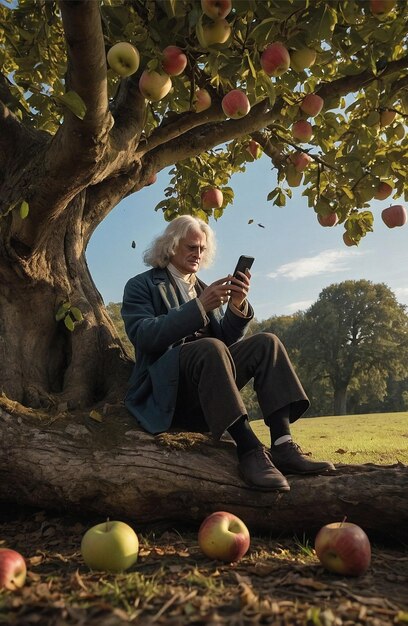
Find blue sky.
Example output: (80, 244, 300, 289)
(86, 156, 408, 321)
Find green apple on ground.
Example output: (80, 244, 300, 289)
(343, 232, 357, 246)
(81, 520, 139, 573)
(0, 548, 27, 590)
(247, 140, 262, 159)
(292, 120, 313, 142)
(374, 181, 393, 200)
(314, 521, 371, 576)
(285, 164, 303, 187)
(201, 19, 231, 46)
(162, 46, 187, 76)
(201, 187, 223, 209)
(300, 94, 324, 117)
(380, 109, 396, 127)
(318, 212, 339, 227)
(261, 42, 290, 77)
(381, 204, 407, 228)
(192, 88, 212, 112)
(201, 0, 232, 19)
(139, 70, 172, 102)
(369, 0, 396, 17)
(222, 89, 250, 119)
(198, 511, 250, 562)
(289, 151, 312, 172)
(107, 42, 140, 77)
(290, 47, 317, 72)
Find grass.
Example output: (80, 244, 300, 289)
(252, 411, 408, 465)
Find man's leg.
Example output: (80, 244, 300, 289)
(229, 332, 335, 475)
(174, 337, 289, 491)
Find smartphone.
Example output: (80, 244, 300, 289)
(232, 255, 255, 279)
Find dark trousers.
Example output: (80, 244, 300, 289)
(172, 332, 309, 439)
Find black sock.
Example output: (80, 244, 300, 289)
(266, 406, 292, 445)
(227, 415, 262, 459)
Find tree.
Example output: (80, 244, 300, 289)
(1, 1, 408, 531)
(296, 280, 408, 415)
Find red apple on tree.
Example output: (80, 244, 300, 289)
(370, 0, 396, 17)
(201, 19, 231, 46)
(201, 0, 232, 19)
(139, 70, 172, 102)
(0, 548, 27, 590)
(374, 181, 393, 200)
(192, 88, 212, 112)
(107, 42, 140, 77)
(292, 120, 313, 142)
(343, 232, 357, 246)
(381, 204, 407, 228)
(222, 89, 250, 119)
(247, 140, 262, 159)
(261, 42, 290, 77)
(315, 521, 371, 576)
(161, 46, 187, 76)
(201, 187, 223, 209)
(300, 94, 324, 117)
(290, 47, 317, 72)
(198, 511, 250, 562)
(318, 212, 339, 227)
(380, 109, 396, 127)
(289, 151, 312, 172)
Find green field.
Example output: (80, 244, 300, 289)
(252, 411, 408, 465)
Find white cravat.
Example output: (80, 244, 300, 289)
(167, 263, 198, 302)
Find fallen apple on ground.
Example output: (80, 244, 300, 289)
(81, 520, 139, 573)
(198, 511, 250, 562)
(107, 42, 140, 77)
(314, 521, 371, 576)
(0, 548, 27, 590)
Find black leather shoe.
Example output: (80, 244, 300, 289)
(270, 441, 335, 475)
(238, 446, 290, 492)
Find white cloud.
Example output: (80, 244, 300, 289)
(285, 299, 314, 314)
(267, 249, 365, 281)
(394, 287, 408, 302)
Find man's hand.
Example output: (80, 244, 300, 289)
(198, 276, 232, 312)
(229, 269, 251, 310)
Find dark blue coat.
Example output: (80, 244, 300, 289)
(121, 267, 253, 434)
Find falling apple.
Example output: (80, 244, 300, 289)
(222, 89, 250, 119)
(261, 42, 290, 77)
(315, 521, 371, 576)
(201, 0, 232, 19)
(374, 181, 393, 200)
(290, 47, 317, 72)
(318, 212, 339, 227)
(192, 88, 212, 112)
(81, 520, 139, 573)
(300, 94, 324, 117)
(198, 511, 250, 562)
(201, 187, 223, 209)
(162, 46, 187, 76)
(292, 120, 313, 142)
(139, 70, 172, 102)
(107, 42, 140, 77)
(0, 548, 27, 590)
(200, 18, 231, 46)
(381, 204, 407, 228)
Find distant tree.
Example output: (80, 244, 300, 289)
(296, 280, 408, 416)
(106, 302, 133, 355)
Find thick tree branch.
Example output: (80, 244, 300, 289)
(110, 75, 147, 149)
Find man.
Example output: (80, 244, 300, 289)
(122, 215, 334, 492)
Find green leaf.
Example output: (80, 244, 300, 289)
(70, 307, 83, 322)
(64, 315, 75, 332)
(55, 307, 66, 322)
(54, 91, 87, 120)
(19, 200, 29, 219)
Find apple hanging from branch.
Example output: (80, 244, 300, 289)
(261, 42, 290, 77)
(374, 181, 393, 200)
(290, 47, 317, 72)
(300, 94, 324, 117)
(139, 70, 172, 102)
(198, 511, 250, 562)
(161, 46, 187, 76)
(381, 204, 407, 228)
(221, 90, 250, 119)
(107, 42, 140, 77)
(192, 88, 212, 112)
(318, 213, 339, 227)
(292, 120, 313, 142)
(200, 19, 231, 46)
(201, 0, 232, 19)
(201, 187, 223, 209)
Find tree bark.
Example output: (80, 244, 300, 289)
(1, 400, 407, 540)
(333, 386, 348, 416)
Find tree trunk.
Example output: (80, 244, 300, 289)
(333, 386, 348, 415)
(1, 400, 407, 540)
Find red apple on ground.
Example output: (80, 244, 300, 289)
(318, 212, 339, 227)
(292, 120, 313, 142)
(198, 511, 250, 562)
(370, 0, 396, 17)
(289, 151, 312, 172)
(315, 521, 371, 576)
(380, 109, 396, 127)
(201, 187, 223, 209)
(139, 70, 172, 102)
(222, 89, 250, 119)
(343, 232, 357, 247)
(261, 42, 290, 77)
(300, 94, 324, 117)
(290, 47, 317, 72)
(286, 165, 303, 187)
(161, 46, 187, 76)
(247, 140, 262, 159)
(0, 549, 27, 590)
(201, 19, 231, 46)
(81, 520, 139, 573)
(107, 42, 140, 77)
(374, 181, 393, 200)
(201, 0, 232, 19)
(381, 204, 407, 228)
(192, 88, 212, 112)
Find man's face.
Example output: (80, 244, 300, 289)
(171, 228, 207, 275)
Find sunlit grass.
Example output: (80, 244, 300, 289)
(252, 412, 408, 465)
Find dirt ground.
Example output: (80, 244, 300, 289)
(0, 505, 407, 626)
